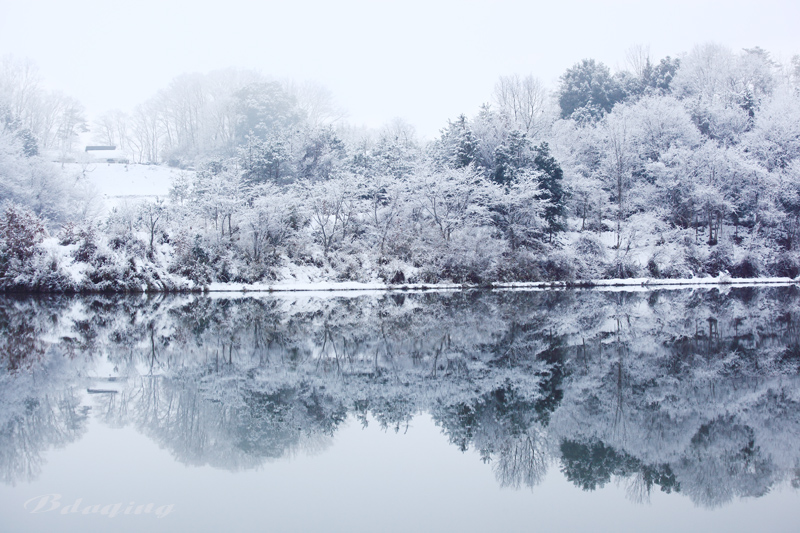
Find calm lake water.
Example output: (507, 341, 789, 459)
(1, 287, 800, 532)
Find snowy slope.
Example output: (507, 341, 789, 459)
(64, 162, 191, 214)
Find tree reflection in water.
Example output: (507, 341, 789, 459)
(2, 286, 800, 508)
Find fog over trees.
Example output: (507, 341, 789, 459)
(2, 287, 800, 508)
(2, 44, 800, 290)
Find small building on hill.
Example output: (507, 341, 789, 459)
(85, 145, 130, 164)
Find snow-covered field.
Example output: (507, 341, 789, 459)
(65, 162, 186, 215)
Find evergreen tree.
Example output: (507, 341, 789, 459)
(491, 130, 532, 185)
(238, 134, 293, 185)
(557, 59, 623, 120)
(650, 56, 681, 93)
(533, 142, 566, 240)
(232, 82, 304, 144)
(435, 115, 479, 170)
(297, 126, 347, 181)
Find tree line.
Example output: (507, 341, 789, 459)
(2, 44, 800, 290)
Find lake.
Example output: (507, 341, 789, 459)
(1, 286, 799, 532)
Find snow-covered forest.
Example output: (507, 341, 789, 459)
(2, 287, 799, 507)
(2, 45, 800, 291)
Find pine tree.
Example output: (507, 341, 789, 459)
(436, 115, 479, 170)
(533, 142, 566, 241)
(491, 130, 531, 185)
(557, 59, 623, 120)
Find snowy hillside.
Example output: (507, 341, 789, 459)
(63, 162, 188, 215)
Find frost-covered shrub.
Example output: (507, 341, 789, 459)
(375, 258, 409, 284)
(384, 231, 416, 264)
(169, 233, 214, 285)
(26, 253, 76, 292)
(57, 222, 79, 245)
(412, 230, 503, 284)
(770, 251, 800, 278)
(196, 242, 262, 284)
(82, 245, 166, 292)
(704, 241, 734, 276)
(332, 252, 365, 282)
(336, 263, 360, 282)
(410, 254, 478, 285)
(604, 255, 642, 279)
(414, 264, 442, 284)
(222, 253, 264, 283)
(659, 260, 694, 279)
(571, 233, 607, 279)
(0, 203, 49, 290)
(539, 250, 578, 281)
(79, 247, 187, 292)
(648, 244, 694, 279)
(438, 249, 491, 284)
(683, 244, 708, 276)
(0, 202, 46, 264)
(84, 251, 127, 291)
(0, 206, 81, 292)
(494, 250, 543, 282)
(439, 231, 504, 284)
(108, 234, 146, 257)
(59, 222, 99, 263)
(647, 257, 661, 278)
(731, 253, 763, 278)
(440, 255, 490, 284)
(238, 260, 275, 283)
(574, 233, 606, 260)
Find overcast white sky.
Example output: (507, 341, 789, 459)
(1, 0, 798, 139)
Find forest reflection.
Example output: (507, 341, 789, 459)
(2, 287, 800, 509)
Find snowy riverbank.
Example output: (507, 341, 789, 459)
(204, 274, 799, 295)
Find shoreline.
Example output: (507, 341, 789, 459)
(207, 275, 799, 293)
(3, 276, 797, 296)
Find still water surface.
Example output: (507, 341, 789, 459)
(1, 287, 799, 532)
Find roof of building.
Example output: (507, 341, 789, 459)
(85, 145, 117, 151)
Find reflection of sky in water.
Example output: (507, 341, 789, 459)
(1, 288, 800, 532)
(1, 414, 798, 533)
